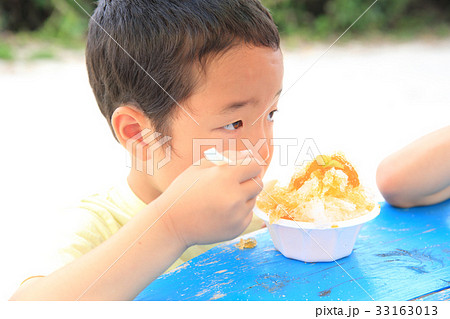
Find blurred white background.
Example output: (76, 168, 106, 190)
(1, 39, 449, 300)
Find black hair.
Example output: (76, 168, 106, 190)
(86, 0, 280, 140)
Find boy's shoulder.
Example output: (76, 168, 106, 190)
(21, 180, 147, 281)
(64, 180, 147, 231)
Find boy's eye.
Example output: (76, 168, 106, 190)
(223, 120, 243, 131)
(267, 109, 278, 122)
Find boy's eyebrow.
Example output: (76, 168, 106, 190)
(219, 88, 283, 114)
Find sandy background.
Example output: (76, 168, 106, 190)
(1, 39, 449, 300)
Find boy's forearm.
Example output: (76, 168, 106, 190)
(10, 199, 187, 301)
(377, 125, 450, 207)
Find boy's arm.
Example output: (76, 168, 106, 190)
(376, 125, 450, 208)
(10, 198, 186, 301)
(10, 152, 262, 300)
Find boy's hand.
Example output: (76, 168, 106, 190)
(158, 150, 263, 248)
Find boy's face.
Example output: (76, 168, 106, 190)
(149, 45, 284, 193)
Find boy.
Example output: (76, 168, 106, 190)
(11, 0, 283, 300)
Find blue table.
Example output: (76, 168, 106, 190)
(135, 200, 450, 301)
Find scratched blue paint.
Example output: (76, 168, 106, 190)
(134, 200, 450, 301)
(411, 286, 450, 301)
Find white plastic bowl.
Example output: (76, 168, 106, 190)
(253, 205, 380, 262)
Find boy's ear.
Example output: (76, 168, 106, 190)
(111, 105, 154, 161)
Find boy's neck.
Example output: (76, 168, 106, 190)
(127, 169, 162, 205)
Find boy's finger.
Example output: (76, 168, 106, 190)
(193, 155, 220, 169)
(245, 196, 258, 212)
(203, 147, 235, 166)
(242, 209, 254, 229)
(240, 176, 264, 201)
(235, 157, 264, 183)
(201, 148, 263, 182)
(203, 148, 251, 163)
